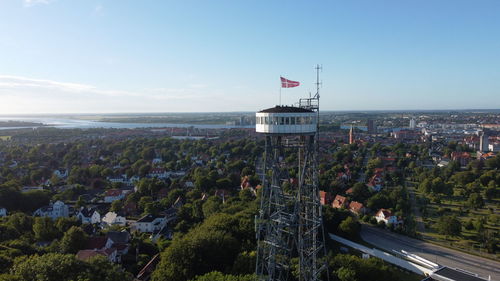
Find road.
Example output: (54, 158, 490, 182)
(360, 225, 500, 281)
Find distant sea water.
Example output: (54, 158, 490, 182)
(0, 117, 253, 130)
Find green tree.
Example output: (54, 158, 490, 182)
(231, 251, 256, 275)
(75, 195, 86, 209)
(329, 254, 398, 281)
(338, 216, 360, 239)
(485, 180, 498, 200)
(152, 229, 239, 281)
(202, 196, 222, 218)
(436, 216, 461, 237)
(7, 213, 33, 233)
(153, 213, 251, 281)
(0, 224, 19, 242)
(59, 226, 88, 254)
(55, 217, 79, 234)
(10, 253, 84, 281)
(351, 182, 370, 201)
(9, 253, 133, 281)
(110, 199, 123, 213)
(33, 217, 58, 241)
(467, 193, 484, 209)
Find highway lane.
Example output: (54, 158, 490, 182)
(360, 225, 500, 281)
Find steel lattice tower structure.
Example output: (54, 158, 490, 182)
(256, 66, 328, 281)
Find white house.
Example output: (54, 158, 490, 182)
(104, 189, 126, 203)
(0, 207, 6, 217)
(152, 158, 163, 165)
(147, 168, 170, 179)
(132, 214, 166, 233)
(101, 212, 126, 226)
(53, 169, 68, 179)
(76, 207, 101, 224)
(106, 175, 139, 187)
(375, 209, 402, 226)
(33, 201, 69, 220)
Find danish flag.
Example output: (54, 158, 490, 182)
(280, 77, 300, 88)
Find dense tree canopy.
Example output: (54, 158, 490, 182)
(5, 253, 133, 281)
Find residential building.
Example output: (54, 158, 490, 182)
(132, 214, 167, 233)
(53, 169, 68, 179)
(367, 119, 376, 134)
(375, 208, 402, 226)
(105, 231, 131, 261)
(332, 195, 349, 209)
(450, 151, 471, 166)
(489, 142, 500, 152)
(33, 200, 69, 219)
(147, 168, 169, 179)
(101, 211, 126, 226)
(76, 248, 118, 263)
(479, 131, 489, 152)
(104, 189, 126, 203)
(76, 207, 101, 224)
(348, 201, 366, 216)
(319, 191, 332, 206)
(409, 118, 416, 129)
(86, 236, 107, 250)
(367, 172, 384, 192)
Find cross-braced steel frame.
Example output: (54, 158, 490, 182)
(256, 132, 328, 281)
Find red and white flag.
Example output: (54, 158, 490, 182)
(280, 77, 300, 88)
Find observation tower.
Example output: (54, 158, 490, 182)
(255, 66, 327, 281)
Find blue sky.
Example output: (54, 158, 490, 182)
(0, 0, 499, 113)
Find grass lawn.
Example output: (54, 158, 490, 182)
(414, 189, 499, 260)
(0, 136, 11, 140)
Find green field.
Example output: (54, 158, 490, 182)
(414, 189, 499, 260)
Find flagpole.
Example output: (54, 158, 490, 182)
(279, 85, 282, 106)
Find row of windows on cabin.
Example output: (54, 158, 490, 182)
(256, 116, 316, 125)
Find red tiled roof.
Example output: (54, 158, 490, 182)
(319, 191, 332, 205)
(86, 236, 107, 250)
(451, 151, 471, 159)
(105, 189, 122, 197)
(76, 249, 107, 261)
(332, 195, 348, 209)
(349, 201, 364, 213)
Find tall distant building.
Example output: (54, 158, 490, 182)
(479, 131, 489, 152)
(349, 125, 354, 144)
(409, 118, 416, 129)
(367, 119, 376, 134)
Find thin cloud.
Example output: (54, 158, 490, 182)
(23, 0, 53, 7)
(0, 75, 215, 107)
